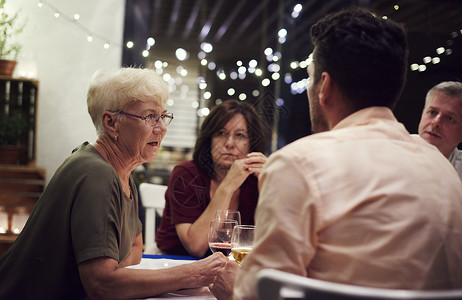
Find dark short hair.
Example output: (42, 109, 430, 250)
(193, 100, 267, 178)
(310, 7, 408, 110)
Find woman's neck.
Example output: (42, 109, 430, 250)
(94, 134, 136, 193)
(213, 167, 228, 183)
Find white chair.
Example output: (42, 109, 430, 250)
(256, 269, 462, 300)
(138, 182, 167, 254)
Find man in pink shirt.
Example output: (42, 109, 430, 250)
(210, 7, 462, 300)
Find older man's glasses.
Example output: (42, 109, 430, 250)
(118, 111, 174, 126)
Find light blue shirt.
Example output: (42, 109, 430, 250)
(449, 147, 462, 180)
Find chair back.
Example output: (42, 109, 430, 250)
(138, 183, 167, 253)
(256, 269, 462, 300)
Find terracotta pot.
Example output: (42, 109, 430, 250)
(0, 59, 17, 77)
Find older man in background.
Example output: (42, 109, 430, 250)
(418, 81, 462, 180)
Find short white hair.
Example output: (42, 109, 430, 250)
(87, 67, 169, 135)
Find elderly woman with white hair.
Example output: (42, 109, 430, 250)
(0, 67, 227, 299)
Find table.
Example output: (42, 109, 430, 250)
(128, 254, 217, 299)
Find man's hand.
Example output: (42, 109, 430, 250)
(209, 260, 240, 300)
(191, 252, 229, 286)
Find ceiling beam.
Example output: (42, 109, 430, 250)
(152, 0, 162, 36)
(199, 0, 226, 42)
(213, 0, 248, 43)
(230, 0, 268, 44)
(182, 0, 204, 40)
(244, 0, 293, 47)
(167, 0, 183, 37)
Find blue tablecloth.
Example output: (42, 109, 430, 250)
(142, 254, 198, 261)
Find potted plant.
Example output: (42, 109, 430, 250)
(0, 111, 31, 164)
(0, 0, 25, 76)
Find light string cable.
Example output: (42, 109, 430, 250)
(37, 0, 122, 49)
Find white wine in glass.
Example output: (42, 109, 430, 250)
(231, 225, 255, 264)
(208, 219, 238, 256)
(215, 209, 241, 225)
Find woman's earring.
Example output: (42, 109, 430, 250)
(114, 135, 118, 142)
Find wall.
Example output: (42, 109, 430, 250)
(6, 0, 125, 183)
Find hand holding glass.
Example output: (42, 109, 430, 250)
(231, 225, 255, 264)
(208, 219, 238, 256)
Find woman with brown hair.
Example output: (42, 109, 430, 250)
(156, 99, 268, 257)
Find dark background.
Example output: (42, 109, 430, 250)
(122, 0, 462, 150)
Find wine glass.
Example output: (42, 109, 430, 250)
(215, 209, 241, 225)
(231, 225, 255, 265)
(208, 218, 238, 256)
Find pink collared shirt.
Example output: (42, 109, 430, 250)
(234, 107, 462, 299)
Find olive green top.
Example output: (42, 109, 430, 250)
(0, 142, 142, 299)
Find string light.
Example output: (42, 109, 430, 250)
(35, 1, 460, 98)
(410, 31, 459, 73)
(147, 37, 155, 46)
(37, 0, 121, 49)
(380, 4, 460, 74)
(33, 2, 279, 102)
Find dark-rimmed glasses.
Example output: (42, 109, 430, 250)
(118, 111, 174, 126)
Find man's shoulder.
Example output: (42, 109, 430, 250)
(277, 131, 344, 153)
(267, 133, 335, 167)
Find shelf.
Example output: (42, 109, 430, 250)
(0, 234, 17, 243)
(0, 77, 40, 165)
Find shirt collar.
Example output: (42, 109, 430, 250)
(332, 107, 397, 130)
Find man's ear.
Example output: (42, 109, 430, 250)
(317, 71, 333, 108)
(101, 111, 119, 139)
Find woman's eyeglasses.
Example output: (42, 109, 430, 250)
(118, 111, 174, 126)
